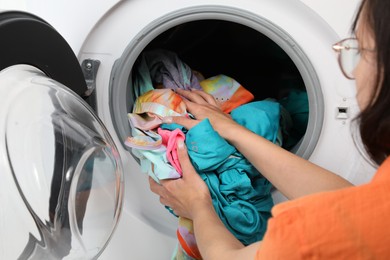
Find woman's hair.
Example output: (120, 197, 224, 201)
(352, 0, 390, 166)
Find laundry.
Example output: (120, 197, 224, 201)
(175, 217, 202, 260)
(126, 89, 187, 152)
(132, 144, 182, 181)
(124, 128, 163, 151)
(184, 101, 279, 244)
(131, 49, 255, 114)
(126, 89, 188, 181)
(157, 127, 186, 175)
(133, 88, 188, 116)
(127, 113, 164, 131)
(278, 89, 309, 149)
(199, 74, 254, 113)
(127, 95, 281, 259)
(132, 49, 203, 98)
(128, 49, 282, 260)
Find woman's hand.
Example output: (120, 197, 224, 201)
(150, 140, 259, 260)
(149, 140, 212, 219)
(163, 89, 240, 139)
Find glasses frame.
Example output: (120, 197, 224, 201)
(332, 38, 360, 80)
(332, 37, 375, 80)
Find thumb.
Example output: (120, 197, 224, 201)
(162, 116, 199, 130)
(176, 140, 194, 178)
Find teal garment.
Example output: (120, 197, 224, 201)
(132, 54, 154, 98)
(278, 89, 309, 149)
(161, 123, 187, 133)
(231, 100, 281, 144)
(184, 100, 280, 245)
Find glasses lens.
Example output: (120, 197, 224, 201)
(339, 39, 360, 79)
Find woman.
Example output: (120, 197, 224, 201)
(149, 0, 390, 258)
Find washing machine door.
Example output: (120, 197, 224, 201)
(0, 64, 124, 260)
(0, 11, 124, 260)
(0, 11, 88, 97)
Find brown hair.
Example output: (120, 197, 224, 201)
(352, 0, 390, 166)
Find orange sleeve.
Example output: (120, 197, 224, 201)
(256, 206, 303, 259)
(256, 157, 390, 259)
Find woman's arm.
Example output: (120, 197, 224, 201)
(224, 123, 352, 199)
(166, 89, 353, 199)
(191, 202, 261, 260)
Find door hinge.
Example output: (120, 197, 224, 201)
(81, 59, 100, 97)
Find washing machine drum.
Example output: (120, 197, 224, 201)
(0, 65, 123, 259)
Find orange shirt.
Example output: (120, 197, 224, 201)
(256, 157, 390, 259)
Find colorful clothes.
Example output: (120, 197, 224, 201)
(128, 49, 278, 260)
(126, 92, 281, 259)
(124, 128, 162, 150)
(174, 101, 281, 259)
(132, 49, 202, 98)
(175, 217, 202, 260)
(158, 128, 186, 175)
(186, 100, 280, 244)
(131, 145, 181, 182)
(125, 89, 188, 181)
(128, 113, 163, 131)
(256, 157, 390, 259)
(133, 88, 187, 116)
(200, 74, 254, 113)
(126, 89, 187, 151)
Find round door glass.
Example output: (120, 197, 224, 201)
(0, 65, 123, 259)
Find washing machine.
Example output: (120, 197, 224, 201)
(0, 0, 376, 259)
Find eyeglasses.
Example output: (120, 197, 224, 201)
(332, 38, 374, 79)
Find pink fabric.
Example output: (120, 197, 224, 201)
(157, 128, 185, 175)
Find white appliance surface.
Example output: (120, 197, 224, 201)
(0, 0, 376, 259)
(0, 0, 362, 53)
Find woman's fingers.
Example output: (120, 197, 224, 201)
(176, 88, 206, 104)
(190, 89, 219, 107)
(176, 88, 218, 107)
(149, 177, 163, 195)
(149, 177, 173, 204)
(162, 115, 199, 130)
(176, 140, 192, 178)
